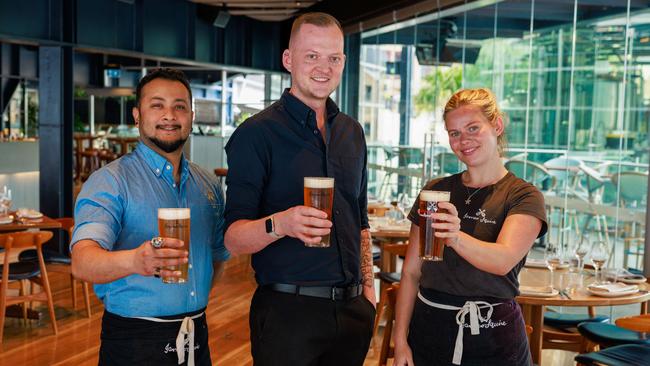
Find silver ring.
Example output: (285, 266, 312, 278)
(153, 267, 161, 278)
(151, 237, 164, 249)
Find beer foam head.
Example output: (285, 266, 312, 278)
(420, 190, 450, 202)
(158, 208, 190, 220)
(304, 177, 334, 189)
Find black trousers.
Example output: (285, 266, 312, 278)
(249, 286, 376, 366)
(99, 309, 211, 366)
(408, 289, 531, 366)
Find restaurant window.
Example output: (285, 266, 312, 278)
(356, 0, 648, 274)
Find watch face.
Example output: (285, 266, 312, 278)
(265, 217, 273, 233)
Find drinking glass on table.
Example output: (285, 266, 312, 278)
(544, 243, 565, 289)
(590, 241, 609, 285)
(573, 240, 589, 274)
(0, 186, 12, 216)
(397, 193, 411, 219)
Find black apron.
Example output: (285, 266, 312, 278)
(99, 308, 211, 366)
(408, 288, 531, 366)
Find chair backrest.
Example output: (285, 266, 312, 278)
(0, 231, 54, 251)
(611, 171, 648, 206)
(0, 231, 54, 270)
(615, 314, 650, 333)
(56, 217, 75, 237)
(214, 168, 228, 193)
(383, 243, 408, 257)
(505, 159, 555, 191)
(543, 156, 583, 183)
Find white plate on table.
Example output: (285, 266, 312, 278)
(587, 283, 639, 297)
(0, 215, 13, 225)
(519, 286, 559, 298)
(17, 209, 43, 219)
(524, 258, 569, 270)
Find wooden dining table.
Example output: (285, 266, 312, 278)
(517, 267, 650, 365)
(369, 217, 410, 272)
(0, 213, 62, 232)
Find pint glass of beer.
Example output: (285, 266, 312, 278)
(157, 208, 191, 283)
(303, 177, 334, 247)
(418, 190, 450, 261)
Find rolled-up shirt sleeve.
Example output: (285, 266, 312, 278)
(71, 169, 124, 251)
(224, 121, 270, 231)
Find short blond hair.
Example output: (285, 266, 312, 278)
(289, 12, 343, 47)
(443, 88, 508, 156)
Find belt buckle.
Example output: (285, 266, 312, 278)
(331, 287, 336, 301)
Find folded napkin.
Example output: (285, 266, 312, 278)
(588, 283, 638, 293)
(519, 285, 554, 294)
(603, 269, 646, 282)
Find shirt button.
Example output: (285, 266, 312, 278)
(190, 291, 195, 297)
(335, 210, 340, 215)
(172, 183, 176, 188)
(313, 130, 318, 135)
(189, 264, 193, 269)
(155, 169, 160, 174)
(166, 165, 171, 170)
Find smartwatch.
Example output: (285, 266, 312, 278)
(265, 215, 283, 239)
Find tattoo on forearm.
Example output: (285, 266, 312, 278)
(360, 230, 373, 288)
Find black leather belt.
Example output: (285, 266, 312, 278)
(265, 283, 363, 301)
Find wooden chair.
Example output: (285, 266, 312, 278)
(18, 218, 92, 318)
(505, 159, 556, 192)
(79, 149, 100, 182)
(0, 231, 58, 343)
(373, 243, 407, 338)
(542, 306, 606, 353)
(615, 314, 650, 333)
(378, 284, 399, 366)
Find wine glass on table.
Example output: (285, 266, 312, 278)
(573, 240, 589, 275)
(545, 243, 563, 289)
(590, 241, 609, 285)
(397, 193, 411, 220)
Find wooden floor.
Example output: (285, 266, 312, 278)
(0, 256, 384, 366)
(0, 255, 577, 366)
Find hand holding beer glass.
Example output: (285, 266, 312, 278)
(417, 190, 451, 261)
(303, 177, 334, 247)
(157, 208, 191, 283)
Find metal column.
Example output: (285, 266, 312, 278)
(38, 46, 74, 218)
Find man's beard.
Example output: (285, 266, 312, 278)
(147, 136, 187, 153)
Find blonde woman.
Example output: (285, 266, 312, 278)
(393, 88, 547, 365)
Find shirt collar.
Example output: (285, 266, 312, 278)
(135, 141, 188, 179)
(280, 89, 340, 127)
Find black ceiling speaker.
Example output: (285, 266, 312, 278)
(213, 10, 231, 29)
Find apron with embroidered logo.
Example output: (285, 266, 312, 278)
(407, 288, 531, 366)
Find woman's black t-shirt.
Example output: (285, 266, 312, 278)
(407, 171, 548, 299)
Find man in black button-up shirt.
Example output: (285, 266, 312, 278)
(224, 12, 375, 366)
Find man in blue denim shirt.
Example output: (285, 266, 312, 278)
(71, 68, 229, 366)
